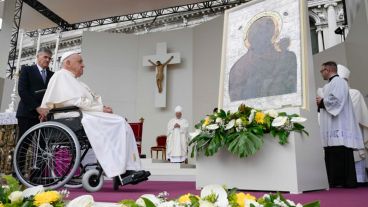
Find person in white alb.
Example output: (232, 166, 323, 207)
(40, 51, 150, 186)
(337, 64, 368, 185)
(166, 106, 189, 163)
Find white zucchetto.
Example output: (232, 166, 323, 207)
(175, 105, 182, 112)
(60, 51, 79, 64)
(337, 64, 351, 80)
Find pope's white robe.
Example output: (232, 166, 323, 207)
(350, 89, 368, 182)
(319, 77, 364, 150)
(166, 118, 189, 162)
(41, 69, 141, 177)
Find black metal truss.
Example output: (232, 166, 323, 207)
(26, 0, 251, 37)
(23, 0, 73, 30)
(7, 0, 24, 78)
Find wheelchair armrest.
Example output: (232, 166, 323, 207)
(47, 106, 83, 121)
(49, 106, 80, 113)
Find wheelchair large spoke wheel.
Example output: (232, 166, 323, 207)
(13, 122, 80, 189)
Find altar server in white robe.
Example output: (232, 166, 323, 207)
(316, 61, 364, 188)
(166, 106, 189, 163)
(40, 52, 145, 180)
(337, 64, 368, 184)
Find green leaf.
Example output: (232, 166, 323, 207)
(277, 130, 290, 145)
(227, 188, 239, 207)
(119, 200, 141, 207)
(302, 130, 309, 136)
(0, 186, 6, 203)
(292, 123, 305, 131)
(141, 197, 156, 207)
(2, 175, 21, 192)
(227, 132, 263, 158)
(190, 146, 196, 158)
(205, 133, 223, 156)
(203, 193, 218, 203)
(189, 195, 200, 207)
(303, 201, 320, 207)
(218, 109, 227, 118)
(278, 112, 287, 116)
(21, 200, 33, 207)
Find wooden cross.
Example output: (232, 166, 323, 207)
(143, 42, 180, 108)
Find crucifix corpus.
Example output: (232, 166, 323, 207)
(143, 42, 181, 108)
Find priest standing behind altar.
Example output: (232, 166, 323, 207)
(166, 106, 189, 163)
(316, 61, 364, 188)
(40, 51, 150, 185)
(337, 64, 368, 185)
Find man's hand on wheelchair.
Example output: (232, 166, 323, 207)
(36, 107, 49, 121)
(103, 106, 113, 113)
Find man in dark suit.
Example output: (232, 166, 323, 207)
(16, 48, 54, 138)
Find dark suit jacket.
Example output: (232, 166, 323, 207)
(16, 65, 54, 119)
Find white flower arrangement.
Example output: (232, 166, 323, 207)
(0, 175, 68, 207)
(190, 104, 308, 158)
(116, 184, 319, 207)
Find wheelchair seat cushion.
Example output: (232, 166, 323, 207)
(53, 116, 84, 132)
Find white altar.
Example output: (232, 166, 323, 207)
(196, 108, 329, 194)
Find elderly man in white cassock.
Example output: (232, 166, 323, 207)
(337, 64, 368, 185)
(166, 106, 189, 163)
(316, 61, 364, 188)
(40, 51, 150, 187)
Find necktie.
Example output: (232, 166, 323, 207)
(41, 69, 47, 83)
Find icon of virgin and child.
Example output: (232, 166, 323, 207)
(229, 11, 297, 102)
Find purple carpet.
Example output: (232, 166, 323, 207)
(67, 181, 368, 207)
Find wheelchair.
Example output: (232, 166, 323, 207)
(13, 106, 149, 192)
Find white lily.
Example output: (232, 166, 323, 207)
(286, 199, 296, 206)
(8, 191, 23, 203)
(215, 117, 223, 125)
(271, 116, 288, 127)
(290, 117, 307, 123)
(22, 185, 44, 198)
(67, 195, 94, 207)
(39, 203, 53, 207)
(274, 198, 288, 207)
(262, 194, 270, 200)
(189, 129, 201, 139)
(136, 194, 161, 207)
(200, 184, 228, 207)
(264, 109, 278, 118)
(157, 201, 178, 207)
(248, 109, 256, 123)
(235, 118, 242, 126)
(206, 124, 219, 130)
(1, 185, 9, 190)
(225, 120, 235, 130)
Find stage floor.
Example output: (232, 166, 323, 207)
(67, 181, 368, 207)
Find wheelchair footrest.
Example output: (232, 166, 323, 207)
(121, 170, 150, 186)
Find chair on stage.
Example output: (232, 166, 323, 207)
(150, 135, 167, 160)
(128, 118, 144, 157)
